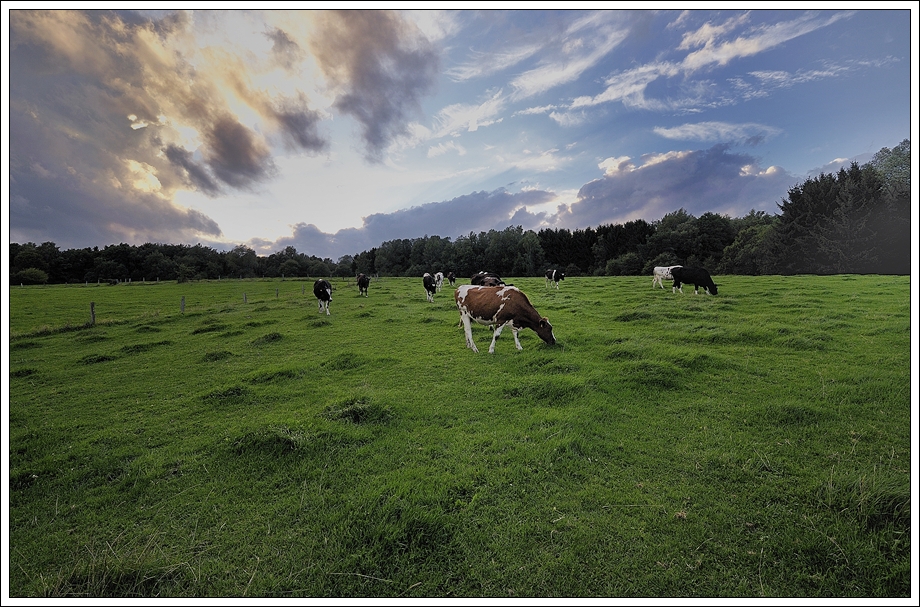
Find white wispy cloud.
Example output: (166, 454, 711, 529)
(654, 121, 782, 142)
(677, 12, 752, 51)
(431, 89, 506, 136)
(444, 43, 544, 82)
(509, 23, 630, 101)
(549, 111, 587, 127)
(427, 140, 467, 158)
(681, 10, 855, 72)
(570, 62, 680, 110)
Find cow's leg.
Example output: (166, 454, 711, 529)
(511, 325, 523, 350)
(488, 323, 507, 354)
(461, 314, 478, 353)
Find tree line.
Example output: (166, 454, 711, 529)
(9, 140, 910, 285)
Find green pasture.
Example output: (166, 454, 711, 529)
(6, 274, 912, 597)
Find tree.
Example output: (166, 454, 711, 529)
(12, 267, 48, 285)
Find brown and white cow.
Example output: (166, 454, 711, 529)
(471, 271, 506, 287)
(454, 284, 555, 353)
(357, 273, 370, 297)
(313, 279, 332, 315)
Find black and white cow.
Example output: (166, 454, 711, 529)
(455, 284, 556, 354)
(545, 269, 565, 289)
(434, 272, 445, 292)
(313, 279, 332, 314)
(423, 273, 437, 302)
(447, 272, 456, 287)
(471, 271, 506, 287)
(357, 273, 370, 297)
(670, 266, 718, 295)
(652, 265, 681, 289)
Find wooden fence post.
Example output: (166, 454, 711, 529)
(244, 293, 247, 303)
(181, 296, 185, 313)
(90, 302, 95, 325)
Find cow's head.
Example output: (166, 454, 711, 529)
(535, 317, 556, 346)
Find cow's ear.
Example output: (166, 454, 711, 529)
(539, 318, 548, 328)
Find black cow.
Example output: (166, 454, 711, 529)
(471, 271, 506, 287)
(423, 273, 437, 302)
(670, 266, 718, 295)
(447, 272, 456, 287)
(357, 273, 370, 297)
(313, 279, 333, 314)
(545, 269, 565, 289)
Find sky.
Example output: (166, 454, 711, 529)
(4, 7, 917, 261)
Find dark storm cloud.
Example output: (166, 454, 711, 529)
(557, 144, 800, 228)
(164, 145, 220, 195)
(265, 26, 305, 71)
(311, 10, 440, 162)
(269, 94, 329, 153)
(203, 115, 277, 189)
(7, 10, 328, 249)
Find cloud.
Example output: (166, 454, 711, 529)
(654, 121, 781, 143)
(553, 144, 799, 229)
(680, 11, 855, 72)
(508, 12, 631, 101)
(427, 141, 466, 158)
(445, 42, 543, 82)
(259, 143, 801, 260)
(571, 11, 857, 114)
(265, 25, 306, 71)
(431, 89, 506, 136)
(310, 10, 440, 162)
(263, 188, 556, 258)
(8, 9, 441, 250)
(570, 62, 680, 110)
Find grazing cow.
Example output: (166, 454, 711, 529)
(652, 265, 681, 289)
(423, 273, 437, 303)
(670, 266, 718, 295)
(434, 272, 445, 292)
(313, 279, 332, 314)
(545, 269, 565, 289)
(357, 273, 370, 297)
(455, 285, 556, 354)
(447, 272, 456, 287)
(471, 271, 506, 287)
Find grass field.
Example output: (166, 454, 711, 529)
(5, 274, 913, 597)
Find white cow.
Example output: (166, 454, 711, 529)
(434, 272, 445, 292)
(652, 265, 682, 289)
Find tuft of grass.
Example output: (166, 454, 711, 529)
(201, 350, 234, 362)
(322, 397, 393, 424)
(80, 353, 116, 364)
(251, 332, 283, 345)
